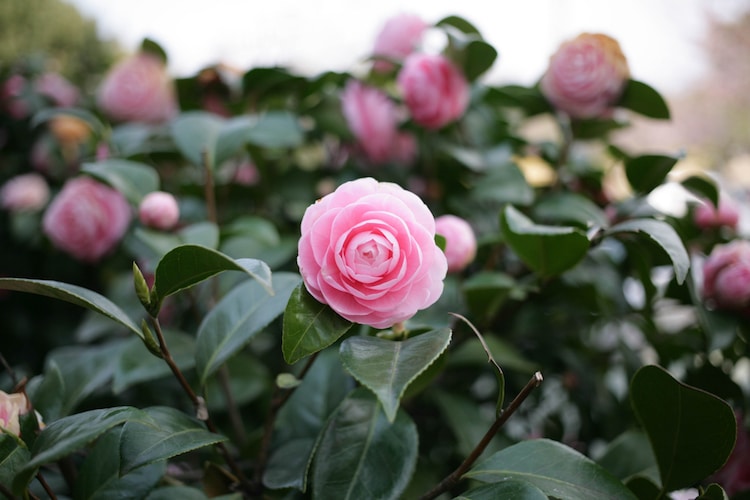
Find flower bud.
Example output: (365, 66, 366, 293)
(0, 173, 50, 212)
(372, 13, 427, 73)
(694, 198, 740, 231)
(138, 191, 180, 230)
(702, 240, 750, 313)
(435, 215, 477, 272)
(341, 80, 398, 164)
(0, 391, 28, 437)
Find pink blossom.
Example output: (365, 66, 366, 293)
(139, 191, 180, 230)
(0, 391, 27, 437)
(397, 53, 470, 129)
(372, 13, 428, 73)
(233, 161, 260, 186)
(2, 74, 30, 119)
(702, 240, 750, 312)
(96, 52, 178, 123)
(540, 33, 630, 119)
(42, 177, 132, 262)
(297, 177, 447, 329)
(694, 198, 740, 230)
(0, 173, 50, 212)
(35, 73, 79, 107)
(435, 215, 477, 273)
(341, 80, 399, 164)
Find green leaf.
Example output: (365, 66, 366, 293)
(533, 192, 610, 228)
(15, 407, 148, 491)
(488, 85, 551, 116)
(463, 39, 498, 81)
(500, 205, 590, 277)
(204, 353, 270, 411)
(448, 334, 538, 375)
(464, 438, 638, 500)
(179, 222, 220, 249)
(436, 15, 481, 35)
(595, 429, 659, 484)
(697, 483, 729, 500)
(74, 427, 165, 500)
(264, 349, 353, 491)
(0, 278, 144, 341)
(141, 38, 168, 64)
(312, 389, 418, 500)
(0, 434, 30, 494)
(456, 480, 548, 500)
(681, 175, 719, 207)
(618, 79, 670, 119)
(145, 486, 213, 500)
(150, 244, 272, 312)
(605, 219, 689, 284)
(282, 283, 353, 364)
(26, 361, 65, 424)
(339, 328, 452, 422)
(624, 154, 679, 194)
(630, 365, 736, 492)
(120, 406, 226, 474)
(463, 271, 526, 321)
(196, 272, 300, 385)
(81, 159, 160, 205)
(245, 111, 304, 149)
(30, 107, 105, 135)
(171, 111, 223, 167)
(432, 390, 503, 458)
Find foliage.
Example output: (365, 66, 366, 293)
(0, 11, 748, 500)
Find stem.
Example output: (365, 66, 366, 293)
(36, 471, 57, 500)
(218, 365, 248, 446)
(0, 352, 18, 387)
(254, 351, 320, 487)
(0, 482, 16, 500)
(202, 149, 218, 225)
(419, 371, 544, 500)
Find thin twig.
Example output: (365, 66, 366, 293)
(419, 371, 544, 500)
(217, 365, 248, 446)
(0, 482, 17, 500)
(36, 471, 57, 500)
(0, 352, 18, 387)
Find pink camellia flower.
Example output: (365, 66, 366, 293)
(0, 391, 27, 437)
(397, 53, 470, 129)
(702, 240, 750, 312)
(96, 52, 178, 123)
(540, 33, 630, 119)
(43, 177, 132, 262)
(372, 13, 428, 73)
(435, 214, 477, 273)
(297, 177, 447, 329)
(35, 73, 79, 108)
(341, 80, 399, 164)
(0, 173, 50, 212)
(139, 191, 180, 230)
(694, 198, 740, 231)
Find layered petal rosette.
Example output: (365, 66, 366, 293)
(297, 177, 447, 328)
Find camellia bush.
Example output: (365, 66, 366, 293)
(2, 12, 749, 500)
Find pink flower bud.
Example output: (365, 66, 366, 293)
(397, 53, 470, 129)
(43, 177, 132, 262)
(97, 52, 178, 123)
(34, 73, 79, 108)
(372, 13, 428, 73)
(0, 173, 50, 212)
(0, 391, 28, 437)
(139, 191, 180, 230)
(694, 198, 740, 230)
(541, 33, 630, 119)
(341, 80, 399, 164)
(435, 215, 477, 272)
(702, 240, 750, 312)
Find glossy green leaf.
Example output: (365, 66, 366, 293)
(456, 480, 548, 500)
(312, 389, 418, 500)
(463, 271, 528, 321)
(472, 164, 534, 206)
(500, 205, 590, 277)
(605, 219, 689, 284)
(464, 438, 638, 500)
(0, 278, 143, 340)
(245, 111, 304, 148)
(282, 283, 353, 364)
(150, 244, 272, 312)
(339, 328, 452, 422)
(533, 192, 610, 228)
(448, 334, 538, 375)
(81, 159, 160, 205)
(264, 349, 353, 491)
(205, 353, 271, 411)
(73, 427, 165, 500)
(120, 406, 226, 474)
(14, 407, 148, 491)
(596, 429, 659, 485)
(618, 79, 670, 119)
(681, 174, 719, 208)
(196, 272, 300, 385)
(436, 15, 481, 35)
(624, 154, 678, 194)
(26, 361, 65, 424)
(179, 222, 220, 249)
(697, 483, 729, 500)
(626, 476, 661, 499)
(630, 365, 736, 491)
(489, 84, 551, 116)
(463, 39, 498, 81)
(145, 486, 215, 500)
(0, 434, 30, 493)
(171, 111, 223, 167)
(141, 37, 168, 63)
(432, 390, 503, 458)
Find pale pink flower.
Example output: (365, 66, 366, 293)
(372, 13, 428, 72)
(540, 33, 630, 119)
(139, 191, 180, 230)
(0, 173, 50, 212)
(702, 240, 750, 312)
(694, 198, 740, 230)
(2, 74, 30, 119)
(341, 80, 399, 164)
(97, 52, 178, 123)
(297, 177, 447, 328)
(0, 391, 27, 437)
(397, 53, 470, 129)
(43, 177, 132, 262)
(35, 73, 79, 107)
(233, 161, 260, 186)
(435, 214, 477, 273)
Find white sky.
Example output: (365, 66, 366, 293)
(68, 0, 748, 95)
